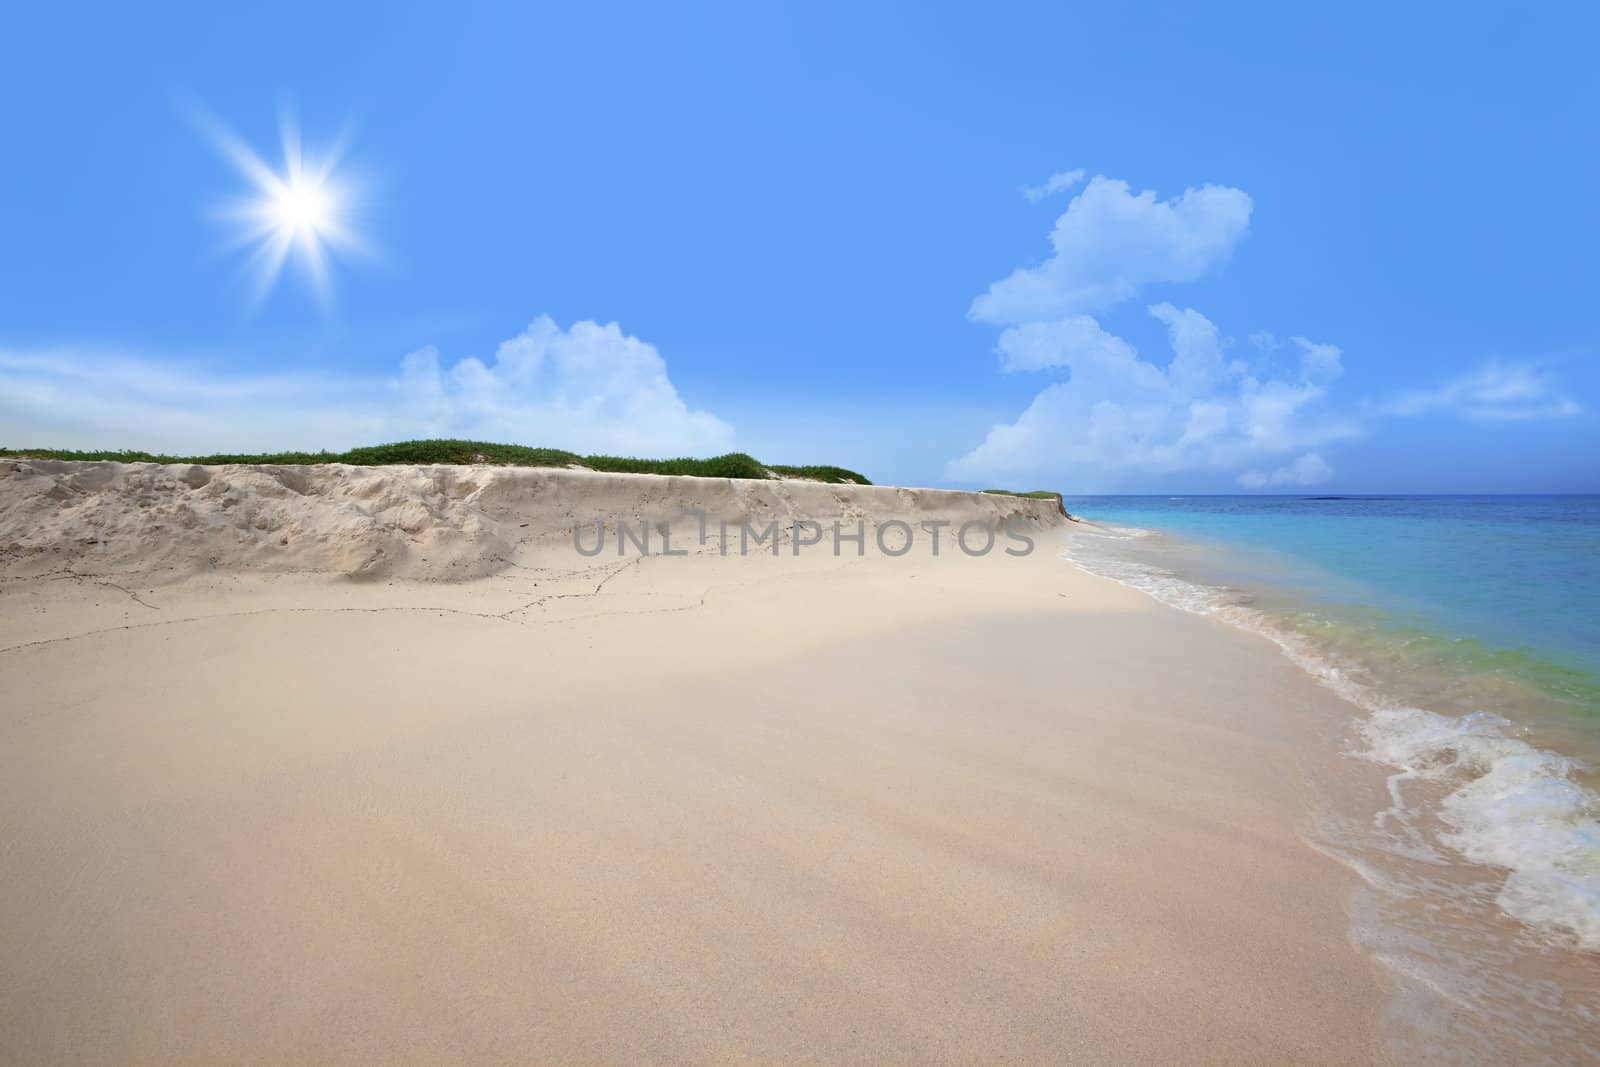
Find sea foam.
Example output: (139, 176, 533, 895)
(1364, 705, 1600, 950)
(1063, 522, 1600, 951)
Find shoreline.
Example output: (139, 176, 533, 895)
(1061, 511, 1600, 1059)
(13, 460, 1552, 1062)
(0, 541, 1399, 1063)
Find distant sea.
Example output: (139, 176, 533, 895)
(1060, 495, 1600, 1053)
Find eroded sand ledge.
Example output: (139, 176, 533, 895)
(0, 462, 1395, 1064)
(0, 459, 1065, 582)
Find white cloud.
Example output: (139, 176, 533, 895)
(947, 168, 1591, 490)
(1148, 302, 1238, 393)
(1380, 361, 1580, 423)
(946, 305, 1357, 486)
(1293, 336, 1343, 385)
(993, 314, 1140, 373)
(1248, 331, 1281, 353)
(969, 175, 1253, 325)
(0, 317, 734, 457)
(1020, 168, 1086, 201)
(1238, 452, 1333, 489)
(392, 317, 732, 454)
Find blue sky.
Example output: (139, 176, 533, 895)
(2, 2, 1595, 492)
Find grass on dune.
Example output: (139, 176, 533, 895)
(982, 487, 1069, 516)
(2, 439, 873, 485)
(981, 488, 1062, 500)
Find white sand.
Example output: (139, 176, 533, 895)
(0, 460, 1394, 1064)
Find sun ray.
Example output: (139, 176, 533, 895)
(191, 104, 370, 308)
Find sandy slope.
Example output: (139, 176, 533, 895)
(0, 461, 1393, 1064)
(0, 459, 1062, 581)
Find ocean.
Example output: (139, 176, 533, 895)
(1059, 495, 1600, 1055)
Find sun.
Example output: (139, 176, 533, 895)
(271, 177, 332, 235)
(193, 105, 372, 308)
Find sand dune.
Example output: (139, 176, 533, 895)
(0, 459, 1063, 581)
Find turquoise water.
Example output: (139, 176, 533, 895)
(1066, 495, 1600, 715)
(1059, 494, 1600, 969)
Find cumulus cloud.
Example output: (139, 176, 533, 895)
(969, 175, 1253, 325)
(946, 305, 1357, 485)
(392, 317, 732, 454)
(1379, 361, 1580, 423)
(1238, 452, 1333, 488)
(1148, 302, 1239, 393)
(993, 314, 1139, 373)
(0, 317, 733, 457)
(1020, 168, 1086, 201)
(948, 168, 1587, 490)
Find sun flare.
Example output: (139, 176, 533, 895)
(195, 106, 370, 308)
(271, 178, 333, 234)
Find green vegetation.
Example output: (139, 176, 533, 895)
(981, 488, 1061, 500)
(767, 463, 877, 484)
(1, 439, 872, 485)
(982, 487, 1069, 516)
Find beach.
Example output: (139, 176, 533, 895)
(2, 460, 1402, 1063)
(9, 1, 1596, 1060)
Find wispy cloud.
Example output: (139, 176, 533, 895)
(1248, 331, 1281, 353)
(0, 318, 733, 456)
(1239, 452, 1333, 488)
(1379, 361, 1581, 423)
(1020, 168, 1085, 201)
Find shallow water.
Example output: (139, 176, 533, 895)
(1060, 495, 1600, 1060)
